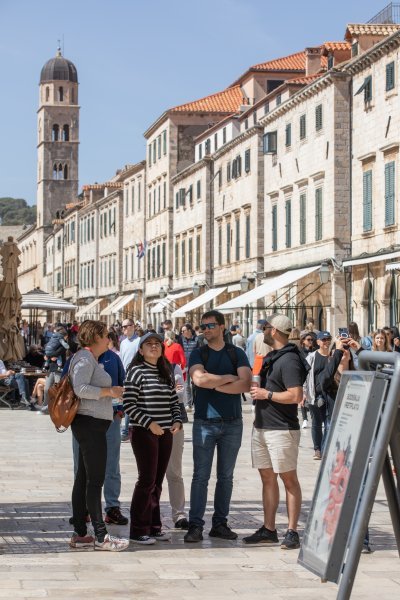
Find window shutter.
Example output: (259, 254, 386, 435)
(285, 123, 292, 147)
(263, 131, 277, 153)
(232, 159, 237, 179)
(385, 161, 395, 226)
(364, 75, 372, 102)
(237, 155, 242, 176)
(386, 62, 395, 91)
(315, 188, 323, 240)
(272, 205, 278, 251)
(226, 222, 231, 263)
(300, 193, 306, 245)
(363, 170, 373, 231)
(227, 162, 231, 182)
(300, 115, 306, 140)
(235, 218, 240, 261)
(315, 105, 323, 131)
(245, 214, 250, 258)
(175, 192, 179, 209)
(197, 180, 201, 199)
(285, 199, 291, 247)
(179, 187, 186, 207)
(244, 149, 251, 173)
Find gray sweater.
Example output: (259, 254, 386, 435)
(70, 349, 113, 421)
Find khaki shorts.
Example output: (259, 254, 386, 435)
(251, 427, 301, 473)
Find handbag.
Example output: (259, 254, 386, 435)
(48, 355, 81, 432)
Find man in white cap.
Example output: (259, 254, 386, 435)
(244, 314, 309, 550)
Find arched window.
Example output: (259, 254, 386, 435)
(58, 164, 63, 180)
(316, 301, 324, 331)
(53, 163, 58, 180)
(59, 86, 64, 101)
(62, 125, 69, 141)
(63, 164, 68, 180)
(52, 124, 59, 141)
(46, 87, 50, 101)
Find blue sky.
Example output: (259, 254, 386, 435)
(0, 0, 384, 204)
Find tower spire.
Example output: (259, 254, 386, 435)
(56, 41, 62, 57)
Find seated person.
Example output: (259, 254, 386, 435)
(0, 359, 31, 407)
(31, 377, 46, 406)
(25, 345, 45, 369)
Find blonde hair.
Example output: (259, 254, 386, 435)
(77, 320, 108, 348)
(372, 329, 392, 352)
(164, 330, 175, 343)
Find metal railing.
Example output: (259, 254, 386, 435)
(368, 2, 400, 24)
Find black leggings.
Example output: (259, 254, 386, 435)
(71, 414, 111, 540)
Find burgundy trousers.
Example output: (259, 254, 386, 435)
(130, 426, 173, 537)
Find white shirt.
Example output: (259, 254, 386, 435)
(120, 336, 140, 370)
(0, 360, 7, 375)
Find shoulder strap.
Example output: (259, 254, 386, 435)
(199, 344, 209, 367)
(225, 343, 238, 372)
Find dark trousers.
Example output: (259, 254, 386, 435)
(308, 399, 334, 453)
(71, 414, 111, 540)
(130, 427, 173, 537)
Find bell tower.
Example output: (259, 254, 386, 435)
(37, 47, 79, 230)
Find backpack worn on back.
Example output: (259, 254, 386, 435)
(193, 343, 247, 402)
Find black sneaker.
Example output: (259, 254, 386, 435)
(361, 542, 372, 554)
(281, 529, 300, 549)
(184, 525, 203, 543)
(174, 518, 189, 530)
(105, 507, 129, 525)
(242, 526, 279, 545)
(209, 523, 238, 540)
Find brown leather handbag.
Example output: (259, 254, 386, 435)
(48, 356, 80, 432)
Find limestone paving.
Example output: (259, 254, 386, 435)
(0, 405, 398, 599)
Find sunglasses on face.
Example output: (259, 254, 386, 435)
(263, 325, 273, 331)
(122, 324, 132, 329)
(200, 323, 218, 331)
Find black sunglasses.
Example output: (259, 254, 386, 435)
(200, 323, 218, 331)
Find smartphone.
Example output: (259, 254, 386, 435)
(338, 327, 349, 338)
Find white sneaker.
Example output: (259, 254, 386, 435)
(302, 419, 308, 429)
(152, 530, 171, 541)
(129, 535, 156, 545)
(95, 533, 129, 552)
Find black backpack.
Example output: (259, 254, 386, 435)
(193, 343, 247, 402)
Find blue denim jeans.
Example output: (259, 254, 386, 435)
(189, 417, 243, 528)
(4, 374, 29, 402)
(72, 414, 122, 510)
(308, 398, 334, 453)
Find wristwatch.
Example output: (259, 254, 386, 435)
(267, 390, 273, 401)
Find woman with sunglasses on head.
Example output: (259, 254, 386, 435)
(123, 332, 182, 545)
(299, 332, 317, 428)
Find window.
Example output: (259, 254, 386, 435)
(272, 205, 278, 251)
(175, 242, 179, 276)
(300, 114, 306, 140)
(263, 131, 277, 154)
(363, 170, 373, 232)
(181, 239, 186, 274)
(226, 222, 231, 264)
(352, 42, 359, 57)
(59, 86, 63, 102)
(162, 241, 166, 276)
(175, 192, 179, 209)
(63, 165, 68, 179)
(52, 124, 59, 141)
(163, 130, 167, 155)
(244, 149, 251, 173)
(385, 161, 395, 226)
(214, 133, 218, 151)
(199, 144, 202, 159)
(158, 135, 161, 159)
(158, 185, 161, 212)
(245, 118, 248, 130)
(179, 187, 186, 208)
(245, 214, 250, 258)
(196, 233, 201, 271)
(355, 75, 372, 103)
(315, 188, 323, 241)
(276, 94, 282, 106)
(264, 101, 269, 114)
(205, 139, 211, 155)
(227, 162, 231, 182)
(197, 180, 201, 199)
(71, 220, 76, 243)
(153, 140, 156, 162)
(151, 247, 156, 279)
(138, 182, 141, 210)
(285, 199, 292, 248)
(147, 249, 151, 280)
(163, 181, 166, 208)
(285, 123, 292, 147)
(148, 144, 152, 167)
(45, 87, 50, 101)
(62, 125, 69, 141)
(327, 54, 334, 70)
(222, 127, 227, 144)
(156, 245, 161, 278)
(235, 218, 240, 261)
(299, 193, 307, 245)
(253, 112, 257, 125)
(315, 104, 323, 131)
(218, 224, 222, 265)
(386, 62, 395, 91)
(188, 237, 193, 273)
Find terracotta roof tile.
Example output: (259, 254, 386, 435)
(322, 41, 352, 52)
(288, 73, 323, 85)
(345, 24, 400, 39)
(82, 182, 123, 190)
(250, 51, 306, 72)
(170, 85, 244, 114)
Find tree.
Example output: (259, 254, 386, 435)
(0, 198, 36, 226)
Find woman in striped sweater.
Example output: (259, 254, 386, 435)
(123, 332, 182, 545)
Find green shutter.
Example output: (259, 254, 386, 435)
(300, 193, 306, 244)
(316, 105, 323, 131)
(285, 124, 291, 147)
(363, 170, 373, 231)
(300, 115, 306, 140)
(386, 62, 395, 91)
(285, 200, 291, 247)
(272, 205, 278, 251)
(315, 188, 323, 240)
(385, 161, 395, 226)
(245, 215, 250, 258)
(245, 149, 251, 172)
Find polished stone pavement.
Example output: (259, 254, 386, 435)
(0, 404, 399, 599)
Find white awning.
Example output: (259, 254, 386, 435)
(111, 292, 139, 313)
(343, 250, 400, 267)
(386, 262, 400, 271)
(227, 283, 242, 293)
(151, 290, 192, 314)
(75, 297, 103, 318)
(21, 288, 76, 311)
(171, 287, 227, 318)
(100, 296, 124, 317)
(215, 265, 320, 311)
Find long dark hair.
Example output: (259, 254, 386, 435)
(128, 344, 174, 387)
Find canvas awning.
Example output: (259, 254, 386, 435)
(100, 296, 124, 317)
(21, 288, 76, 311)
(215, 265, 320, 311)
(111, 292, 139, 313)
(75, 297, 103, 318)
(151, 290, 192, 314)
(171, 287, 227, 318)
(386, 262, 400, 271)
(343, 250, 400, 267)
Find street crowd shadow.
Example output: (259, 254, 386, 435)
(0, 499, 397, 555)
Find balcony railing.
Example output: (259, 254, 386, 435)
(368, 2, 400, 24)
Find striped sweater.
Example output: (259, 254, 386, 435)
(123, 362, 182, 429)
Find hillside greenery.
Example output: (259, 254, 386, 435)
(0, 197, 36, 226)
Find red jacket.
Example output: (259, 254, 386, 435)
(164, 342, 186, 372)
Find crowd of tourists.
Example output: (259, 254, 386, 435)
(2, 312, 395, 554)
